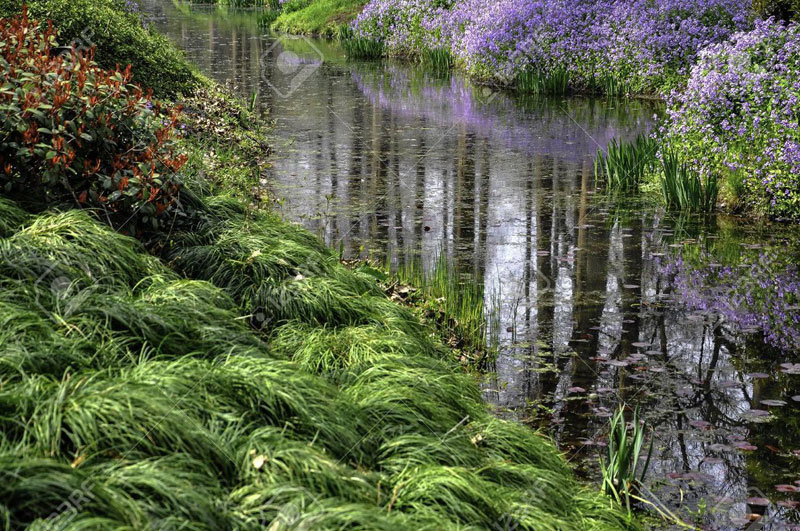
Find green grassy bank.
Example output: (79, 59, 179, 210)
(269, 0, 365, 37)
(0, 194, 637, 529)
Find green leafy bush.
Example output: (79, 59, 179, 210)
(0, 10, 188, 232)
(0, 0, 198, 95)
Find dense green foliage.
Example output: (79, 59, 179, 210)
(594, 134, 658, 193)
(0, 196, 637, 529)
(0, 0, 199, 95)
(0, 12, 188, 233)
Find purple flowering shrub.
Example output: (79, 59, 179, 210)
(660, 249, 800, 353)
(662, 19, 800, 218)
(350, 0, 453, 57)
(353, 0, 750, 94)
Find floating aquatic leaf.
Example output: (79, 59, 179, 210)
(780, 363, 800, 374)
(709, 443, 732, 452)
(746, 497, 770, 506)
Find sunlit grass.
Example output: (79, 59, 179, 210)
(515, 69, 569, 95)
(271, 0, 366, 37)
(659, 151, 718, 212)
(594, 134, 658, 192)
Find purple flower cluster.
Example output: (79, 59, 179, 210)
(662, 19, 800, 218)
(352, 0, 751, 94)
(660, 250, 800, 353)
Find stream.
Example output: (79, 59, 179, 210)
(144, 2, 800, 528)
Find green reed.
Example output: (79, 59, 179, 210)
(594, 134, 658, 192)
(601, 406, 653, 514)
(659, 151, 718, 212)
(257, 8, 281, 26)
(514, 69, 569, 95)
(421, 48, 454, 71)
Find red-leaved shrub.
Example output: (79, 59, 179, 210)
(0, 8, 188, 231)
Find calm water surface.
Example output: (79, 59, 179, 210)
(145, 2, 800, 528)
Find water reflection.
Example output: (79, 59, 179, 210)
(144, 2, 800, 527)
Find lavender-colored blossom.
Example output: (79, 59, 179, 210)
(663, 19, 800, 218)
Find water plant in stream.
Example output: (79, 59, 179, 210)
(659, 151, 718, 212)
(594, 134, 658, 192)
(376, 256, 496, 366)
(600, 406, 653, 514)
(341, 35, 385, 58)
(514, 69, 569, 95)
(421, 47, 454, 71)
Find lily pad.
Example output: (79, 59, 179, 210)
(746, 497, 770, 506)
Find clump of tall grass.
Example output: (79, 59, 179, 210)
(390, 256, 495, 365)
(591, 73, 632, 97)
(515, 68, 569, 95)
(594, 134, 658, 192)
(600, 406, 653, 513)
(659, 151, 718, 212)
(339, 25, 384, 59)
(421, 48, 453, 70)
(257, 8, 281, 26)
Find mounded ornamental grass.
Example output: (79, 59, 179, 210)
(0, 197, 638, 529)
